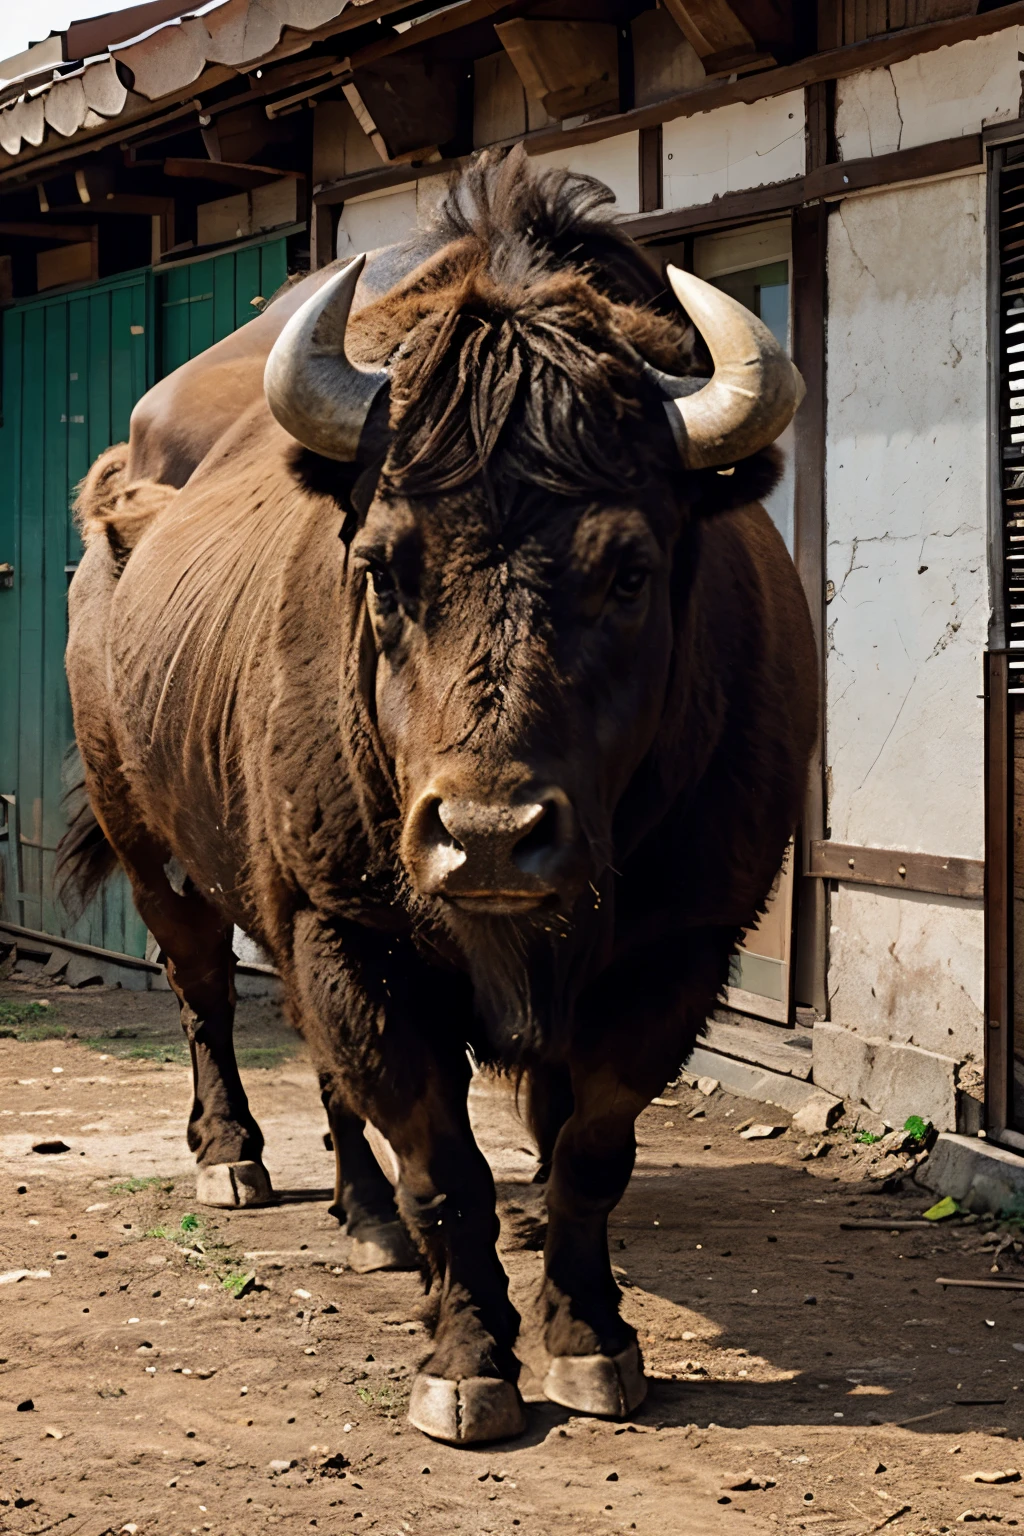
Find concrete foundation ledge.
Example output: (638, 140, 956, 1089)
(686, 1044, 842, 1123)
(918, 1132, 1024, 1216)
(812, 1020, 959, 1132)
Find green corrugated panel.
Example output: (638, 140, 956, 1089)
(212, 253, 236, 343)
(261, 240, 288, 306)
(158, 236, 288, 372)
(3, 235, 290, 956)
(39, 300, 70, 938)
(17, 305, 45, 932)
(1, 272, 149, 953)
(160, 264, 190, 377)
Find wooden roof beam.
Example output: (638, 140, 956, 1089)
(660, 0, 776, 78)
(0, 219, 97, 241)
(494, 19, 620, 121)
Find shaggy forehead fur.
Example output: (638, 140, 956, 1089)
(348, 150, 704, 511)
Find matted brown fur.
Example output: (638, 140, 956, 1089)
(75, 445, 177, 568)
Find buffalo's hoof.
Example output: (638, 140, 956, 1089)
(348, 1221, 419, 1273)
(542, 1342, 647, 1418)
(408, 1374, 526, 1445)
(195, 1160, 274, 1208)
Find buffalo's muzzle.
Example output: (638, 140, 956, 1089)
(404, 787, 578, 912)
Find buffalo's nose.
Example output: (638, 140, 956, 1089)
(404, 789, 577, 909)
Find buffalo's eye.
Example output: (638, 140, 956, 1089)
(367, 562, 399, 614)
(612, 563, 650, 601)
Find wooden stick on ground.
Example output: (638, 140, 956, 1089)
(935, 1276, 1024, 1291)
(841, 1220, 949, 1230)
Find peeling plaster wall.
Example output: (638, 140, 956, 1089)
(335, 175, 449, 258)
(528, 132, 640, 214)
(824, 174, 988, 1077)
(836, 27, 1024, 161)
(829, 886, 984, 1061)
(661, 91, 805, 210)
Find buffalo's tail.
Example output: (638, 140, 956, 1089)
(54, 775, 119, 920)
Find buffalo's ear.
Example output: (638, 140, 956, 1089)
(287, 444, 386, 545)
(690, 446, 783, 516)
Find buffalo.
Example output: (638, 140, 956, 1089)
(60, 151, 816, 1445)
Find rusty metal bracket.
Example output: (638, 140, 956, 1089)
(808, 840, 984, 901)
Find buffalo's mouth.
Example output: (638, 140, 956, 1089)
(446, 891, 559, 916)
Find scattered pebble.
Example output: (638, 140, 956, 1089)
(269, 1459, 296, 1474)
(17, 1399, 34, 1412)
(967, 1472, 1020, 1485)
(43, 1426, 64, 1439)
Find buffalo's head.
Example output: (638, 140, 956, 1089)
(264, 161, 802, 1042)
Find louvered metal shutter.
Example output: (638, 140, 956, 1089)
(999, 146, 1024, 691)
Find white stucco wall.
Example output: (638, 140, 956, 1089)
(335, 175, 451, 258)
(661, 91, 805, 210)
(824, 173, 989, 1067)
(836, 27, 1024, 161)
(528, 131, 640, 214)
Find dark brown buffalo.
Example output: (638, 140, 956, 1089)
(61, 152, 816, 1445)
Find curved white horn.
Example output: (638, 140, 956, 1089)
(264, 254, 389, 462)
(661, 264, 805, 470)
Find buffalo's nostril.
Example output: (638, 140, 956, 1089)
(423, 797, 458, 850)
(511, 799, 568, 877)
(405, 788, 577, 905)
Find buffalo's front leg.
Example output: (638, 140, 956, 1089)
(292, 912, 524, 1445)
(538, 1063, 648, 1417)
(318, 1080, 418, 1272)
(539, 931, 733, 1417)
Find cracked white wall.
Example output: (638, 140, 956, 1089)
(825, 174, 987, 1064)
(836, 27, 1024, 161)
(529, 133, 641, 214)
(661, 91, 805, 211)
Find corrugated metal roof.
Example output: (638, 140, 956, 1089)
(0, 0, 358, 163)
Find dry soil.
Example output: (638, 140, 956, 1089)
(2, 969, 1024, 1536)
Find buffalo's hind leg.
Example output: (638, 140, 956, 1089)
(293, 911, 525, 1446)
(318, 1079, 419, 1272)
(104, 822, 273, 1207)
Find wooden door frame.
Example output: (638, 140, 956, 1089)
(636, 193, 831, 1021)
(985, 141, 1015, 1136)
(791, 200, 829, 1018)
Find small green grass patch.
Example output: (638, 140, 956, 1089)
(110, 1176, 173, 1195)
(236, 1045, 294, 1069)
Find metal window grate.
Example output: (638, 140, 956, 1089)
(998, 150, 1024, 689)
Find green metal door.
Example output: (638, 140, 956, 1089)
(0, 271, 152, 955)
(159, 238, 288, 373)
(0, 234, 290, 956)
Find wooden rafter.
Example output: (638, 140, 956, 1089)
(495, 19, 619, 121)
(661, 0, 776, 77)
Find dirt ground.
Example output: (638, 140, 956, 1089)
(3, 969, 1024, 1536)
